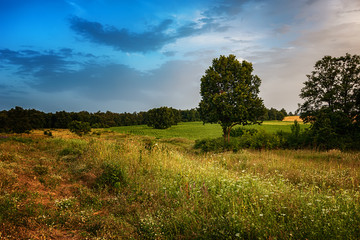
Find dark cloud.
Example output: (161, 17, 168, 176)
(32, 62, 145, 101)
(69, 16, 176, 53)
(0, 84, 26, 99)
(69, 15, 229, 53)
(0, 48, 203, 110)
(0, 48, 75, 76)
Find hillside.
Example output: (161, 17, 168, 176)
(0, 130, 359, 239)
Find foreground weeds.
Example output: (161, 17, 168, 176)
(0, 131, 359, 239)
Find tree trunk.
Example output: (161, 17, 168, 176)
(223, 123, 238, 144)
(223, 127, 228, 143)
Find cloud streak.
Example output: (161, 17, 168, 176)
(69, 14, 229, 53)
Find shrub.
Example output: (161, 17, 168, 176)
(249, 130, 281, 150)
(68, 121, 91, 136)
(43, 130, 52, 136)
(230, 127, 258, 137)
(195, 130, 283, 152)
(95, 162, 126, 191)
(194, 138, 227, 152)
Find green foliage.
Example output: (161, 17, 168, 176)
(299, 53, 360, 150)
(305, 110, 360, 150)
(5, 107, 32, 133)
(280, 120, 310, 149)
(198, 54, 266, 142)
(194, 138, 226, 152)
(230, 126, 258, 137)
(195, 130, 283, 152)
(0, 107, 200, 132)
(194, 121, 313, 152)
(146, 106, 180, 129)
(262, 107, 287, 121)
(68, 120, 91, 136)
(96, 162, 126, 191)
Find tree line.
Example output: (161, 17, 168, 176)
(0, 105, 289, 133)
(0, 107, 199, 133)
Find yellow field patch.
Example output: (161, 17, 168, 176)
(282, 116, 302, 122)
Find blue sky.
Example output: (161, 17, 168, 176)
(1, 0, 360, 113)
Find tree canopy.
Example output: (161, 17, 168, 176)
(198, 54, 265, 142)
(146, 106, 181, 129)
(299, 53, 360, 120)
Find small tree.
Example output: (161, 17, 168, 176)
(199, 54, 265, 142)
(146, 107, 180, 129)
(68, 120, 91, 136)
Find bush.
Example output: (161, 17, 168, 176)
(195, 130, 282, 152)
(95, 162, 126, 191)
(229, 127, 258, 137)
(43, 130, 52, 136)
(68, 121, 91, 136)
(194, 138, 227, 152)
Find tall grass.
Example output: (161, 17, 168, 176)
(0, 131, 358, 239)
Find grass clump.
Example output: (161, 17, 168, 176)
(95, 162, 127, 191)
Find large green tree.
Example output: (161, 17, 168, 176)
(299, 53, 360, 120)
(299, 53, 360, 149)
(199, 54, 265, 142)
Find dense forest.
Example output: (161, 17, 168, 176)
(0, 106, 289, 133)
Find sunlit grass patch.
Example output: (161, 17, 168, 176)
(111, 121, 309, 141)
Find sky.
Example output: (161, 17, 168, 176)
(1, 0, 360, 113)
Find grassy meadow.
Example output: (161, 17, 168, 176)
(0, 125, 359, 239)
(110, 120, 309, 140)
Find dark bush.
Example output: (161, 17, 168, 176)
(195, 130, 283, 152)
(96, 162, 126, 191)
(43, 130, 52, 136)
(194, 138, 227, 152)
(68, 120, 91, 136)
(230, 127, 258, 137)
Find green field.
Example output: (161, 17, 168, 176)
(110, 121, 308, 140)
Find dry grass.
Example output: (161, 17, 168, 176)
(0, 130, 359, 239)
